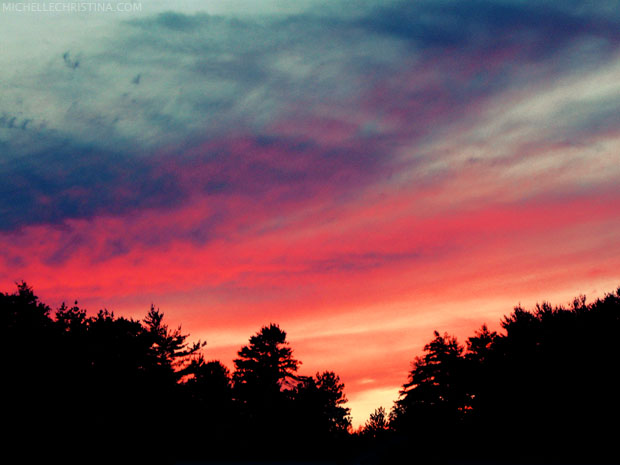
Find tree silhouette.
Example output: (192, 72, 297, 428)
(4, 281, 619, 464)
(383, 288, 620, 463)
(294, 371, 351, 436)
(184, 357, 233, 399)
(1, 283, 57, 463)
(179, 357, 237, 459)
(391, 330, 468, 435)
(233, 323, 300, 394)
(465, 324, 497, 363)
(232, 323, 301, 455)
(1, 281, 53, 348)
(361, 407, 390, 439)
(143, 305, 205, 380)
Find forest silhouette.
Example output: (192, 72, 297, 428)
(2, 282, 619, 464)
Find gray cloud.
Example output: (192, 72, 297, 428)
(1, 0, 619, 242)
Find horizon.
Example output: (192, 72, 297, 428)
(1, 0, 620, 428)
(10, 280, 620, 428)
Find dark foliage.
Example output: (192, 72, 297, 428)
(375, 288, 620, 464)
(1, 286, 350, 463)
(2, 284, 205, 464)
(3, 282, 620, 464)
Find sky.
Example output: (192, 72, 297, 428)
(1, 0, 620, 427)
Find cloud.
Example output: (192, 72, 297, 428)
(0, 141, 186, 232)
(62, 51, 80, 70)
(362, 0, 620, 51)
(2, 0, 619, 249)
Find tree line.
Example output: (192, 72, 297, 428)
(2, 282, 619, 464)
(2, 283, 350, 464)
(358, 289, 620, 463)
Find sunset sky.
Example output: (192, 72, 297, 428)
(1, 0, 620, 426)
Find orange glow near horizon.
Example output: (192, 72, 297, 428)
(2, 163, 618, 426)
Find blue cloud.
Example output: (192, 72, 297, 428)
(1, 0, 619, 243)
(361, 0, 620, 53)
